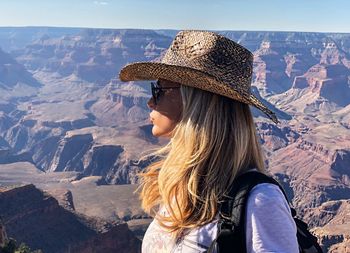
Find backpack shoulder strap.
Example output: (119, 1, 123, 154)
(210, 170, 288, 253)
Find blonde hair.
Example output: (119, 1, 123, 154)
(137, 85, 266, 239)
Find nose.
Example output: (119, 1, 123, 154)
(147, 97, 155, 109)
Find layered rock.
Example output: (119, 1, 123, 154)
(90, 79, 150, 126)
(83, 145, 124, 176)
(0, 184, 141, 253)
(304, 200, 350, 228)
(245, 33, 324, 97)
(48, 188, 76, 211)
(30, 122, 161, 183)
(256, 121, 300, 152)
(269, 142, 350, 214)
(49, 133, 93, 172)
(13, 29, 172, 85)
(309, 200, 350, 252)
(0, 27, 82, 52)
(253, 41, 293, 96)
(0, 162, 147, 226)
(268, 39, 350, 116)
(291, 64, 350, 109)
(320, 39, 350, 66)
(0, 49, 41, 96)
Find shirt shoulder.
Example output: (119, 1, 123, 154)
(248, 183, 289, 209)
(245, 183, 299, 253)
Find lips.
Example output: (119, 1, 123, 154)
(149, 112, 155, 123)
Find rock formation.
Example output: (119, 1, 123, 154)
(0, 184, 141, 253)
(0, 48, 41, 90)
(12, 29, 172, 85)
(0, 218, 7, 247)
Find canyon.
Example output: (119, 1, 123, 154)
(0, 27, 350, 252)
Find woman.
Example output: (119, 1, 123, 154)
(119, 30, 298, 253)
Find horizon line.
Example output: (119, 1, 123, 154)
(0, 25, 350, 35)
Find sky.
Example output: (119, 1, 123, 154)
(0, 0, 349, 33)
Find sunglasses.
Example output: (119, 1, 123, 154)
(151, 81, 180, 105)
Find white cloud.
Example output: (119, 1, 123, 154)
(93, 1, 109, 5)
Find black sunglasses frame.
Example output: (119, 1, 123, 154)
(151, 81, 180, 105)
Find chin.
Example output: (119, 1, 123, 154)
(151, 127, 161, 137)
(152, 131, 166, 138)
(152, 127, 171, 138)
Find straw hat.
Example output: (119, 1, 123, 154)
(119, 30, 279, 124)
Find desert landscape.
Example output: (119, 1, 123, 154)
(0, 27, 349, 252)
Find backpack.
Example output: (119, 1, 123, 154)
(207, 171, 323, 253)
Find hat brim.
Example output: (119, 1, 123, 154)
(119, 62, 279, 124)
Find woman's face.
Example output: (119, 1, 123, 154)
(147, 79, 182, 138)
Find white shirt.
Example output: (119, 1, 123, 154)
(245, 183, 299, 253)
(142, 182, 299, 253)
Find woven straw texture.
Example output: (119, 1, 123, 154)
(119, 30, 279, 124)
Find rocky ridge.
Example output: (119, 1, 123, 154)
(11, 29, 172, 85)
(0, 183, 141, 253)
